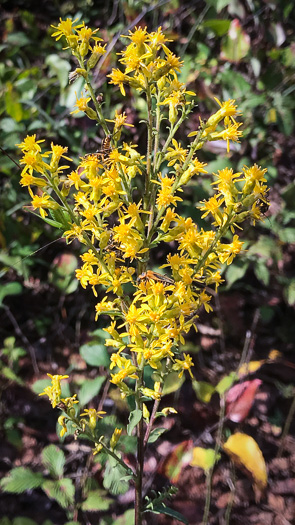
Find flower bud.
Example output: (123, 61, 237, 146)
(85, 108, 98, 120)
(142, 403, 150, 422)
(110, 428, 122, 450)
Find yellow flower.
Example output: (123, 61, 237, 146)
(51, 18, 83, 41)
(58, 415, 68, 437)
(108, 69, 127, 96)
(165, 139, 187, 166)
(219, 235, 244, 265)
(39, 373, 69, 408)
(17, 135, 45, 153)
(110, 360, 138, 384)
(173, 353, 194, 378)
(71, 92, 91, 114)
(80, 408, 106, 430)
(156, 175, 182, 208)
(31, 193, 58, 219)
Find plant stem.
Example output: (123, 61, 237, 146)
(135, 370, 144, 525)
(202, 395, 225, 525)
(277, 389, 295, 458)
(144, 85, 153, 212)
(143, 389, 162, 448)
(77, 57, 110, 136)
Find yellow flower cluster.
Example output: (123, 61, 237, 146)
(20, 23, 269, 406)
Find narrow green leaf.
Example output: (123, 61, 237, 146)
(148, 504, 189, 524)
(127, 409, 142, 436)
(148, 427, 166, 443)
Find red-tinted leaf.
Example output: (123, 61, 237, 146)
(162, 440, 193, 483)
(226, 379, 262, 422)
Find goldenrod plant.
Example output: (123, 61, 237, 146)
(17, 19, 269, 524)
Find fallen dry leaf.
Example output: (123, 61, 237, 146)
(225, 379, 262, 422)
(223, 432, 267, 492)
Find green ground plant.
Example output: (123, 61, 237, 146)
(2, 17, 271, 525)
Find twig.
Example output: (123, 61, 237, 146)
(143, 394, 161, 449)
(238, 307, 260, 371)
(4, 305, 39, 375)
(202, 395, 226, 525)
(277, 390, 295, 458)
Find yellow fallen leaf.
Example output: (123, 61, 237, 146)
(238, 360, 266, 378)
(190, 447, 220, 472)
(223, 432, 267, 490)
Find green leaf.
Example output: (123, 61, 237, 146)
(80, 342, 110, 367)
(31, 378, 51, 394)
(0, 467, 44, 493)
(225, 261, 249, 288)
(203, 19, 231, 37)
(111, 509, 135, 525)
(216, 373, 237, 395)
(162, 371, 185, 395)
(45, 54, 71, 90)
(79, 376, 105, 407)
(254, 261, 270, 286)
(127, 409, 142, 436)
(103, 457, 129, 495)
(206, 0, 231, 12)
(148, 427, 166, 443)
(278, 227, 295, 244)
(190, 447, 220, 471)
(0, 282, 23, 308)
(81, 489, 112, 511)
(283, 280, 295, 306)
(221, 19, 250, 62)
(192, 380, 215, 403)
(42, 445, 65, 478)
(148, 504, 189, 524)
(13, 519, 37, 525)
(42, 478, 75, 509)
(0, 518, 11, 525)
(0, 366, 24, 385)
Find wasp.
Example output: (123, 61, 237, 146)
(105, 231, 124, 259)
(257, 196, 270, 214)
(83, 134, 112, 164)
(137, 270, 174, 286)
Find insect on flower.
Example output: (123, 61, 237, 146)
(257, 196, 270, 214)
(105, 231, 124, 259)
(84, 134, 112, 164)
(137, 270, 174, 286)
